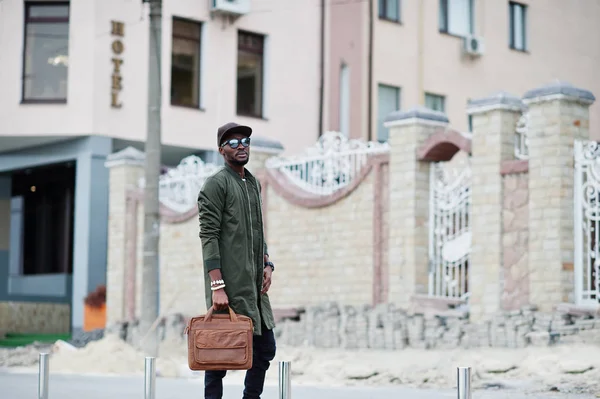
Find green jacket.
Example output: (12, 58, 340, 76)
(197, 164, 275, 335)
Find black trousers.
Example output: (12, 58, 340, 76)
(204, 325, 276, 399)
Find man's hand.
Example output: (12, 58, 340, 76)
(208, 269, 228, 310)
(261, 266, 273, 295)
(212, 288, 229, 310)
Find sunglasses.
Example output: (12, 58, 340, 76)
(221, 137, 251, 149)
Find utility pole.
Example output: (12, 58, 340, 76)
(141, 0, 162, 357)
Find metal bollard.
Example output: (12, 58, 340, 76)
(38, 353, 49, 399)
(457, 366, 472, 399)
(278, 361, 291, 399)
(144, 357, 156, 399)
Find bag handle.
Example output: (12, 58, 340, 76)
(183, 306, 240, 334)
(205, 306, 239, 323)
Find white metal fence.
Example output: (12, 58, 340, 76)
(428, 157, 472, 299)
(139, 155, 220, 213)
(574, 139, 600, 306)
(265, 131, 389, 196)
(514, 111, 529, 160)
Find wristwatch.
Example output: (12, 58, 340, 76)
(264, 261, 274, 271)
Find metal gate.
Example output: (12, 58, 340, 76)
(428, 157, 472, 298)
(574, 140, 600, 306)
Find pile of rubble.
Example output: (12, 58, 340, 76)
(99, 301, 600, 351)
(0, 343, 52, 368)
(274, 302, 600, 350)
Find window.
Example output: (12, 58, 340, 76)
(377, 84, 400, 142)
(22, 2, 70, 102)
(425, 93, 446, 113)
(439, 0, 474, 37)
(509, 2, 527, 51)
(379, 0, 400, 22)
(237, 31, 265, 118)
(339, 63, 350, 137)
(10, 162, 75, 276)
(171, 18, 202, 108)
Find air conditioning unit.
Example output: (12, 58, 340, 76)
(210, 0, 251, 16)
(463, 35, 484, 56)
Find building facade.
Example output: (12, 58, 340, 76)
(324, 0, 600, 142)
(0, 0, 321, 336)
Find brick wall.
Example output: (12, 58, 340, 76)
(265, 170, 377, 308)
(105, 143, 390, 324)
(103, 81, 598, 334)
(132, 207, 206, 318)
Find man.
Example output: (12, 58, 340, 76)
(197, 122, 277, 399)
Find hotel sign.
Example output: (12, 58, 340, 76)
(110, 20, 125, 108)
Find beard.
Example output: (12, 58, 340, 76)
(230, 157, 249, 166)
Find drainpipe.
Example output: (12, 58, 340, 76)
(318, 0, 325, 137)
(367, 0, 374, 141)
(417, 0, 424, 105)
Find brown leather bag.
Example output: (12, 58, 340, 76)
(184, 306, 254, 371)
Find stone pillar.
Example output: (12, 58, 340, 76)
(104, 147, 145, 326)
(384, 107, 449, 308)
(467, 93, 524, 321)
(523, 81, 595, 310)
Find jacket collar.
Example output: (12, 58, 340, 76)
(224, 162, 255, 182)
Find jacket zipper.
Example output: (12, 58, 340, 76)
(243, 177, 263, 330)
(243, 179, 256, 280)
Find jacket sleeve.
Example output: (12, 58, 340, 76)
(257, 179, 269, 257)
(198, 176, 225, 273)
